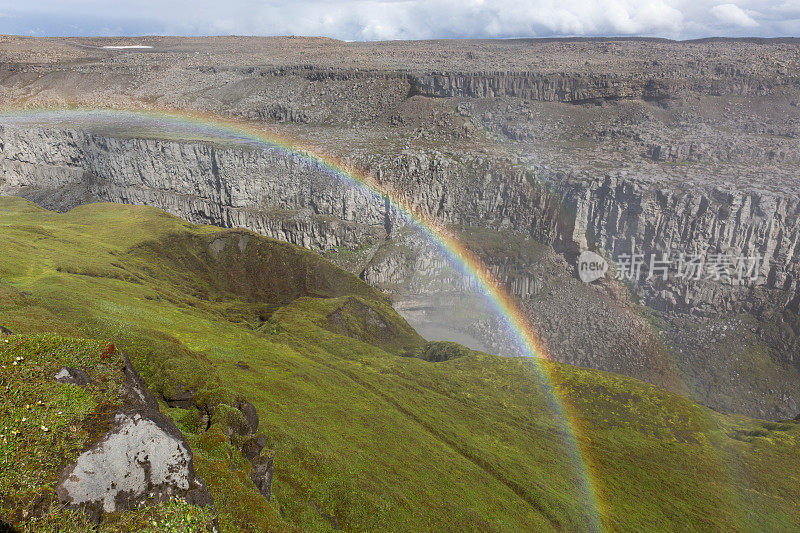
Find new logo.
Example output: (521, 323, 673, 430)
(578, 250, 608, 283)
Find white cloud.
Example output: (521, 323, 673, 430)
(711, 3, 759, 27)
(0, 0, 795, 39)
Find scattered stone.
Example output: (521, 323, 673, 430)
(54, 367, 91, 387)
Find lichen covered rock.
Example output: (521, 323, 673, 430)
(54, 355, 212, 519)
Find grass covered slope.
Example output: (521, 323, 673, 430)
(1, 197, 800, 531)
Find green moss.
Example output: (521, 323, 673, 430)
(415, 340, 474, 362)
(190, 427, 291, 532)
(140, 498, 217, 533)
(21, 496, 216, 532)
(210, 403, 250, 437)
(175, 408, 203, 435)
(154, 357, 214, 401)
(315, 295, 425, 355)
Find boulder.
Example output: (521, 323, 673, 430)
(54, 355, 213, 519)
(249, 455, 274, 501)
(236, 400, 259, 434)
(54, 366, 91, 386)
(164, 387, 196, 409)
(241, 434, 267, 462)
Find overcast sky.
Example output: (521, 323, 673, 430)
(0, 0, 797, 40)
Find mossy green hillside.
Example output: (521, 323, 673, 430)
(1, 197, 800, 531)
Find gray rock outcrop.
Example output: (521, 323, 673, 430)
(250, 455, 274, 501)
(54, 356, 213, 519)
(53, 366, 91, 386)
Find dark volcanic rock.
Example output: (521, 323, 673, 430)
(54, 355, 212, 519)
(241, 434, 267, 462)
(250, 455, 274, 501)
(164, 387, 196, 409)
(236, 400, 259, 434)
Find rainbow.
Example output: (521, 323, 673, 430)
(0, 106, 604, 530)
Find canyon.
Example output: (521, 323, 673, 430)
(1, 35, 799, 419)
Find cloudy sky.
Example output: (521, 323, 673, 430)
(0, 0, 797, 40)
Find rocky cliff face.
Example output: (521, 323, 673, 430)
(5, 124, 795, 318)
(0, 125, 389, 250)
(557, 175, 800, 315)
(409, 70, 779, 102)
(0, 123, 565, 261)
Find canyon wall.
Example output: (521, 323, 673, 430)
(408, 70, 786, 102)
(557, 174, 800, 317)
(4, 125, 797, 320)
